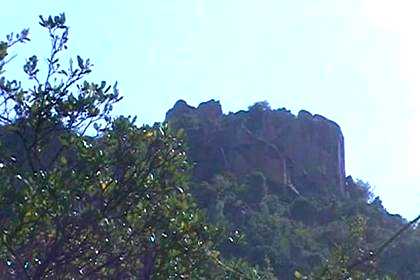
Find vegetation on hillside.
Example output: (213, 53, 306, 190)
(169, 102, 420, 279)
(0, 14, 419, 279)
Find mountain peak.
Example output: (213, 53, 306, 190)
(166, 100, 346, 197)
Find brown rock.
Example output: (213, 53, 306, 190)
(166, 100, 346, 197)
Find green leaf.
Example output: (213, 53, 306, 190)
(0, 41, 8, 60)
(77, 55, 83, 69)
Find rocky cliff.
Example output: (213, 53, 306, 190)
(166, 100, 346, 197)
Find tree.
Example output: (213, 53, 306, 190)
(0, 14, 256, 279)
(248, 101, 271, 112)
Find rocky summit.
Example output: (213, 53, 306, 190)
(166, 99, 346, 198)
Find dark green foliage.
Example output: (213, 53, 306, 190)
(190, 170, 420, 279)
(0, 14, 264, 279)
(289, 198, 319, 225)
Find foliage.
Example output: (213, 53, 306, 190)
(0, 14, 260, 279)
(248, 101, 271, 112)
(2, 12, 419, 280)
(190, 172, 420, 279)
(303, 216, 380, 279)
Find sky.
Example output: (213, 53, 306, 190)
(1, 0, 419, 219)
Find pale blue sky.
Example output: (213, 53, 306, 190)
(2, 1, 419, 219)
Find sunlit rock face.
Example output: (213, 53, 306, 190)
(166, 100, 346, 197)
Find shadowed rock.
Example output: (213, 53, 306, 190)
(166, 100, 346, 198)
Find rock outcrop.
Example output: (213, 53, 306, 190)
(166, 100, 346, 197)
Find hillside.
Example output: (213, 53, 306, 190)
(166, 99, 420, 279)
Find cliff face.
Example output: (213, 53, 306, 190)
(166, 100, 346, 197)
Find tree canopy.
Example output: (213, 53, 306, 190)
(0, 14, 263, 279)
